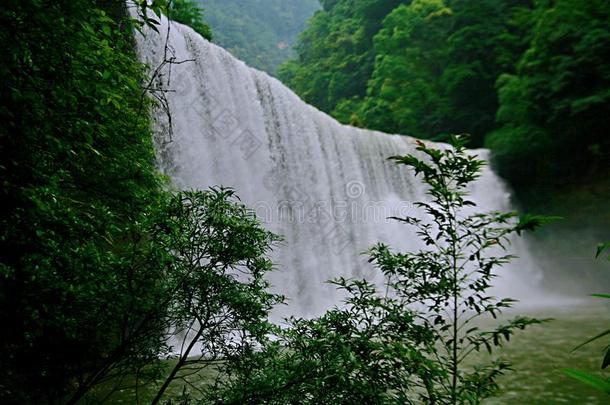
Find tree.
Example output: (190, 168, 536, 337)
(0, 1, 172, 401)
(208, 278, 440, 404)
(487, 0, 610, 188)
(149, 189, 283, 404)
(440, 0, 533, 146)
(277, 0, 407, 113)
(357, 0, 454, 140)
(61, 188, 282, 404)
(384, 136, 548, 403)
(169, 0, 212, 40)
(209, 136, 547, 404)
(0, 1, 219, 402)
(344, 0, 534, 145)
(280, 0, 535, 147)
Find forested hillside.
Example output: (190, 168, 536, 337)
(279, 0, 610, 201)
(198, 0, 320, 74)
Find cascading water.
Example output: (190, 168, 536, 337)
(134, 15, 541, 318)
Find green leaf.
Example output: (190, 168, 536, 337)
(572, 329, 610, 352)
(563, 369, 610, 394)
(515, 214, 561, 235)
(596, 242, 610, 260)
(602, 348, 610, 370)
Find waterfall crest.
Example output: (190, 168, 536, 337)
(134, 16, 539, 317)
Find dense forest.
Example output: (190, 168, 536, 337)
(0, 0, 176, 401)
(0, 1, 270, 402)
(279, 0, 610, 198)
(198, 0, 320, 74)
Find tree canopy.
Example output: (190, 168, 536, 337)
(279, 0, 610, 194)
(199, 0, 320, 74)
(487, 0, 610, 188)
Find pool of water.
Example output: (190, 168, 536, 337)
(484, 299, 610, 404)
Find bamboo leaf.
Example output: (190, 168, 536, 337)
(572, 329, 610, 352)
(563, 369, 610, 394)
(602, 348, 610, 370)
(595, 242, 610, 260)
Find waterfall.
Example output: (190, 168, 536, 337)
(134, 15, 541, 318)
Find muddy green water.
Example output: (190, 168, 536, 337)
(484, 300, 609, 404)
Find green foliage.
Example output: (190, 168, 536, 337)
(487, 0, 610, 188)
(0, 1, 282, 401)
(358, 0, 454, 140)
(278, 0, 406, 113)
(200, 0, 320, 74)
(146, 188, 283, 404)
(0, 0, 287, 402)
(210, 278, 440, 404)
(170, 0, 212, 40)
(0, 1, 171, 401)
(383, 136, 547, 403)
(279, 0, 532, 146)
(209, 136, 546, 404)
(439, 0, 533, 146)
(562, 369, 610, 395)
